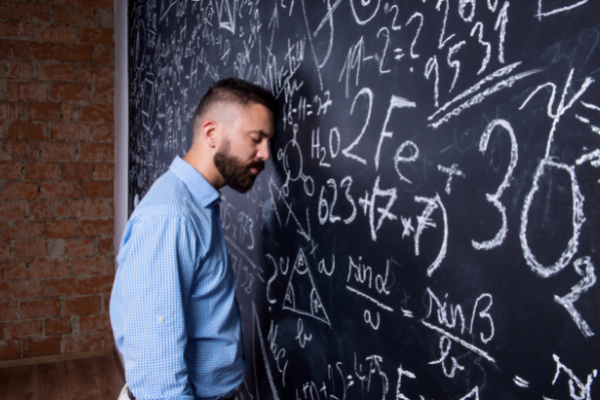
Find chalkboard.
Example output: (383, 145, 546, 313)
(127, 1, 600, 399)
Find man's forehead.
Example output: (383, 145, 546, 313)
(240, 103, 275, 131)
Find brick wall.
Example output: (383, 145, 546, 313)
(0, 0, 115, 360)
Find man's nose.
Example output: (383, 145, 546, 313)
(257, 141, 270, 161)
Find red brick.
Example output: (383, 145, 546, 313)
(7, 121, 46, 140)
(0, 279, 36, 299)
(63, 332, 102, 353)
(12, 240, 47, 259)
(40, 142, 77, 160)
(45, 220, 77, 238)
(62, 162, 93, 180)
(44, 316, 71, 336)
(0, 182, 38, 200)
(80, 27, 113, 47)
(23, 337, 61, 357)
(40, 277, 77, 297)
(0, 162, 23, 179)
(4, 140, 41, 160)
(105, 258, 114, 275)
(0, 302, 18, 322)
(27, 200, 56, 219)
(1, 261, 27, 280)
(91, 124, 113, 142)
(13, 280, 41, 300)
(50, 83, 90, 102)
(1, 221, 43, 241)
(80, 0, 114, 10)
(24, 162, 59, 180)
(0, 38, 11, 59)
(92, 45, 113, 65)
(14, 2, 50, 22)
(36, 23, 78, 43)
(40, 181, 79, 199)
(0, 40, 10, 59)
(102, 292, 110, 312)
(0, 243, 9, 259)
(64, 238, 94, 257)
(4, 60, 34, 80)
(69, 198, 110, 218)
(45, 220, 76, 239)
(61, 103, 77, 122)
(0, 201, 26, 221)
(97, 238, 113, 256)
(81, 104, 113, 123)
(37, 63, 78, 82)
(21, 298, 60, 319)
(0, 101, 27, 120)
(104, 331, 115, 348)
(0, 340, 21, 360)
(80, 65, 112, 84)
(1, 282, 11, 301)
(80, 313, 110, 333)
(104, 333, 116, 349)
(78, 275, 112, 295)
(56, 200, 69, 217)
(81, 181, 112, 198)
(13, 41, 52, 61)
(93, 163, 113, 180)
(0, 21, 34, 39)
(92, 85, 113, 104)
(80, 143, 112, 161)
(63, 295, 100, 316)
(53, 43, 92, 63)
(71, 257, 104, 276)
(7, 82, 47, 101)
(29, 102, 62, 121)
(29, 259, 69, 279)
(6, 320, 42, 340)
(52, 6, 93, 26)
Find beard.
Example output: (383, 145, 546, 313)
(214, 138, 264, 193)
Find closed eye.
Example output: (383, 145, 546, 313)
(248, 130, 271, 143)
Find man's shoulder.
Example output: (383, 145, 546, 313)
(133, 170, 188, 218)
(132, 169, 210, 224)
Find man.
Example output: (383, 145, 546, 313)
(111, 77, 277, 400)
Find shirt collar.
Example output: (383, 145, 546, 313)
(169, 156, 221, 208)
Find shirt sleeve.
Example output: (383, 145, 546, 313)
(118, 214, 201, 400)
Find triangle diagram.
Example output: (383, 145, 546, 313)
(282, 248, 331, 327)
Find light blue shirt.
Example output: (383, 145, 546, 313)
(110, 156, 246, 400)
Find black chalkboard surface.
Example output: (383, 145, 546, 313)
(128, 1, 600, 399)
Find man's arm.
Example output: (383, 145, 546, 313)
(118, 215, 200, 399)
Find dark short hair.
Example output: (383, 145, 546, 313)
(193, 77, 278, 127)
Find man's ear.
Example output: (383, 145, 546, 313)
(201, 119, 220, 149)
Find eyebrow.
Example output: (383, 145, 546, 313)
(248, 129, 273, 139)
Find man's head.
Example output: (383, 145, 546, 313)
(185, 78, 277, 193)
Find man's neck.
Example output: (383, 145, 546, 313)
(183, 148, 224, 190)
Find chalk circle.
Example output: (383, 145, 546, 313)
(520, 159, 585, 278)
(350, 0, 381, 25)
